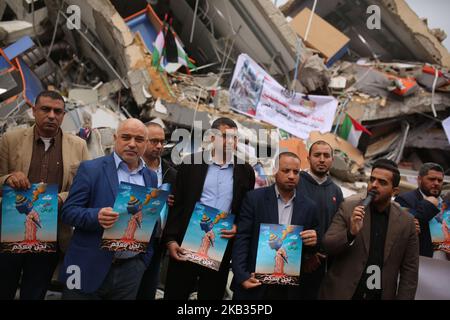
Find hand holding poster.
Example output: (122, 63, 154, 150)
(101, 182, 169, 252)
(181, 202, 235, 271)
(1, 183, 58, 253)
(255, 223, 303, 285)
(429, 200, 450, 253)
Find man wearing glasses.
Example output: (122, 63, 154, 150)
(59, 118, 158, 300)
(137, 121, 177, 300)
(0, 90, 90, 300)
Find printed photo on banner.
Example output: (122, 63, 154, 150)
(1, 183, 58, 253)
(255, 223, 303, 285)
(229, 54, 281, 117)
(101, 182, 169, 252)
(181, 202, 235, 271)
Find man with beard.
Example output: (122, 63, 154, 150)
(297, 140, 343, 299)
(231, 152, 318, 300)
(320, 159, 418, 300)
(395, 163, 445, 258)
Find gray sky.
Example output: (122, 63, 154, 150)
(406, 0, 450, 50)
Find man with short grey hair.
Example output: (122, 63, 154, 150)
(60, 118, 158, 299)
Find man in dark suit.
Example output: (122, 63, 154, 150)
(59, 118, 158, 300)
(232, 152, 319, 300)
(320, 159, 419, 300)
(162, 117, 255, 300)
(395, 162, 445, 257)
(137, 121, 177, 300)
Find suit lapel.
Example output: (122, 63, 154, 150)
(61, 133, 70, 191)
(104, 155, 119, 198)
(291, 191, 304, 226)
(143, 169, 153, 188)
(265, 185, 279, 224)
(19, 127, 34, 175)
(384, 204, 401, 263)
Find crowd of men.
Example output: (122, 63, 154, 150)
(0, 90, 448, 300)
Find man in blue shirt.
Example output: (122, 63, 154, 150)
(60, 118, 158, 300)
(162, 117, 255, 300)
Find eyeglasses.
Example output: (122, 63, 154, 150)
(148, 139, 167, 146)
(120, 134, 146, 144)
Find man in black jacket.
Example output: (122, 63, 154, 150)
(297, 140, 343, 299)
(137, 121, 177, 299)
(162, 118, 255, 300)
(395, 162, 445, 257)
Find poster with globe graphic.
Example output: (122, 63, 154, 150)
(1, 183, 58, 253)
(255, 223, 303, 285)
(101, 182, 169, 253)
(181, 202, 235, 271)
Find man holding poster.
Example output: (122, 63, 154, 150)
(60, 119, 158, 300)
(0, 90, 89, 300)
(395, 163, 446, 259)
(231, 152, 319, 300)
(162, 117, 255, 300)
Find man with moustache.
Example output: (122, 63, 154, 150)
(395, 163, 445, 258)
(137, 121, 177, 300)
(0, 90, 89, 300)
(162, 117, 255, 300)
(232, 152, 319, 300)
(60, 118, 158, 300)
(320, 159, 419, 300)
(297, 140, 343, 299)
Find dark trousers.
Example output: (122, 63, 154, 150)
(0, 252, 59, 300)
(136, 238, 164, 300)
(298, 263, 326, 300)
(164, 257, 230, 300)
(61, 256, 147, 300)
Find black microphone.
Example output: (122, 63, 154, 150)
(361, 190, 379, 209)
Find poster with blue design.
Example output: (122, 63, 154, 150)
(1, 183, 58, 253)
(430, 200, 450, 253)
(101, 182, 169, 252)
(255, 223, 303, 285)
(181, 202, 235, 271)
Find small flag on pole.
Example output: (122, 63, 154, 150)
(339, 114, 372, 153)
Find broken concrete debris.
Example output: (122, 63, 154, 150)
(1, 0, 449, 192)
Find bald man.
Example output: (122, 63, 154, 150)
(59, 119, 158, 300)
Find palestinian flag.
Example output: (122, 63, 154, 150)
(152, 26, 166, 70)
(174, 36, 196, 70)
(339, 114, 372, 153)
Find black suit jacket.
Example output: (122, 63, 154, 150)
(162, 152, 255, 246)
(231, 185, 319, 300)
(395, 189, 440, 257)
(161, 158, 177, 186)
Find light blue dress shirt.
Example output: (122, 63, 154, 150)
(113, 152, 146, 186)
(274, 185, 295, 225)
(200, 160, 234, 213)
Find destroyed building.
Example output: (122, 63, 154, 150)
(1, 0, 449, 196)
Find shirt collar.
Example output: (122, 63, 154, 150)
(206, 151, 234, 168)
(274, 184, 296, 204)
(306, 169, 328, 185)
(113, 152, 145, 173)
(33, 126, 61, 143)
(419, 189, 443, 204)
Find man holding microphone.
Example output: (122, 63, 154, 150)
(319, 159, 419, 300)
